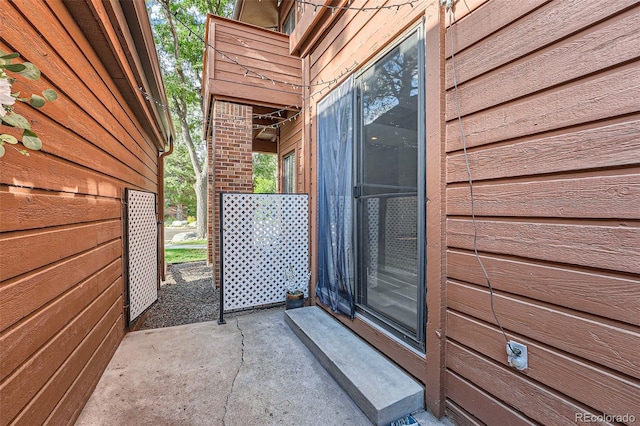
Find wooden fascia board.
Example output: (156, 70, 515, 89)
(129, 0, 175, 146)
(289, 0, 350, 57)
(89, 0, 170, 151)
(106, 0, 173, 150)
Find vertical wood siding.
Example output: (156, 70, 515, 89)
(279, 115, 304, 193)
(0, 2, 161, 424)
(444, 0, 640, 423)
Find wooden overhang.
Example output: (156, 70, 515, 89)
(232, 0, 279, 30)
(63, 0, 175, 151)
(203, 14, 303, 141)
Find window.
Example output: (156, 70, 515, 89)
(282, 7, 295, 34)
(282, 150, 296, 193)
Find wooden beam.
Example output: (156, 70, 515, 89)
(253, 139, 278, 153)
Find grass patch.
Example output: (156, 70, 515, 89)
(165, 248, 207, 264)
(173, 239, 207, 246)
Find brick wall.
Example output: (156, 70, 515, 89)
(208, 101, 253, 287)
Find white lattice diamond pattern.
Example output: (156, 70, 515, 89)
(385, 196, 418, 273)
(127, 190, 158, 322)
(222, 194, 308, 310)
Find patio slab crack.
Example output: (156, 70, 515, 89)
(222, 317, 245, 426)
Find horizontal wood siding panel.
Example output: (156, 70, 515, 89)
(444, 400, 484, 426)
(447, 173, 640, 219)
(446, 371, 535, 426)
(0, 188, 121, 232)
(446, 341, 611, 425)
(0, 150, 122, 198)
(1, 0, 163, 423)
(448, 281, 640, 378)
(444, 0, 638, 88)
(215, 35, 300, 70)
(13, 315, 123, 426)
(213, 53, 300, 83)
(0, 241, 121, 331)
(207, 16, 301, 107)
(448, 311, 640, 417)
(0, 259, 121, 380)
(446, 8, 640, 119)
(447, 250, 639, 326)
(446, 63, 640, 152)
(447, 218, 640, 274)
(0, 113, 157, 192)
(6, 0, 159, 166)
(209, 78, 302, 108)
(446, 118, 640, 183)
(0, 221, 121, 282)
(308, 0, 378, 72)
(310, 0, 426, 85)
(443, 0, 547, 58)
(445, 0, 640, 422)
(0, 38, 156, 182)
(0, 281, 121, 422)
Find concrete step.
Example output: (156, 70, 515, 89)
(285, 306, 424, 426)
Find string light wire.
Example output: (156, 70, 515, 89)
(447, 5, 514, 352)
(172, 11, 357, 90)
(295, 0, 419, 12)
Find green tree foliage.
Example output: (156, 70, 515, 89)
(149, 0, 231, 238)
(165, 144, 197, 219)
(0, 51, 57, 157)
(253, 153, 277, 193)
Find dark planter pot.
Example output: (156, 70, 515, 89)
(285, 291, 305, 310)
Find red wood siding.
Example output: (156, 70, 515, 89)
(279, 114, 304, 193)
(0, 1, 165, 424)
(444, 0, 640, 423)
(204, 15, 302, 114)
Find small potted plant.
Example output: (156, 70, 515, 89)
(284, 265, 311, 310)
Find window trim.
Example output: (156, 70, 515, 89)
(282, 149, 296, 193)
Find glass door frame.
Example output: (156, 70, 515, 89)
(353, 23, 427, 351)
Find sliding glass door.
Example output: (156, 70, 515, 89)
(315, 26, 425, 348)
(355, 29, 425, 347)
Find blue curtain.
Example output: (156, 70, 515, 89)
(316, 77, 355, 318)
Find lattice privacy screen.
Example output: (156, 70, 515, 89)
(222, 194, 309, 311)
(126, 189, 158, 323)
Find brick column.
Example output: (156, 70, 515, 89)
(209, 101, 253, 287)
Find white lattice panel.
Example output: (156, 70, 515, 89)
(126, 190, 158, 323)
(222, 194, 309, 311)
(385, 196, 418, 273)
(366, 198, 379, 284)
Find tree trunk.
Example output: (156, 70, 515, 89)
(195, 171, 207, 239)
(176, 204, 185, 221)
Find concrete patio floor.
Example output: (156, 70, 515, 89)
(75, 307, 446, 426)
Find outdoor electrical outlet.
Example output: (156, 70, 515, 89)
(506, 341, 528, 371)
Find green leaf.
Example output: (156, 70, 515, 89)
(1, 113, 30, 130)
(0, 52, 20, 60)
(42, 89, 58, 101)
(22, 129, 42, 150)
(29, 95, 46, 108)
(0, 144, 5, 157)
(0, 134, 19, 144)
(18, 62, 41, 80)
(4, 63, 26, 73)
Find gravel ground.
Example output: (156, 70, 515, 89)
(140, 261, 219, 330)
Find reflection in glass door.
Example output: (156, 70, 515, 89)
(355, 29, 425, 347)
